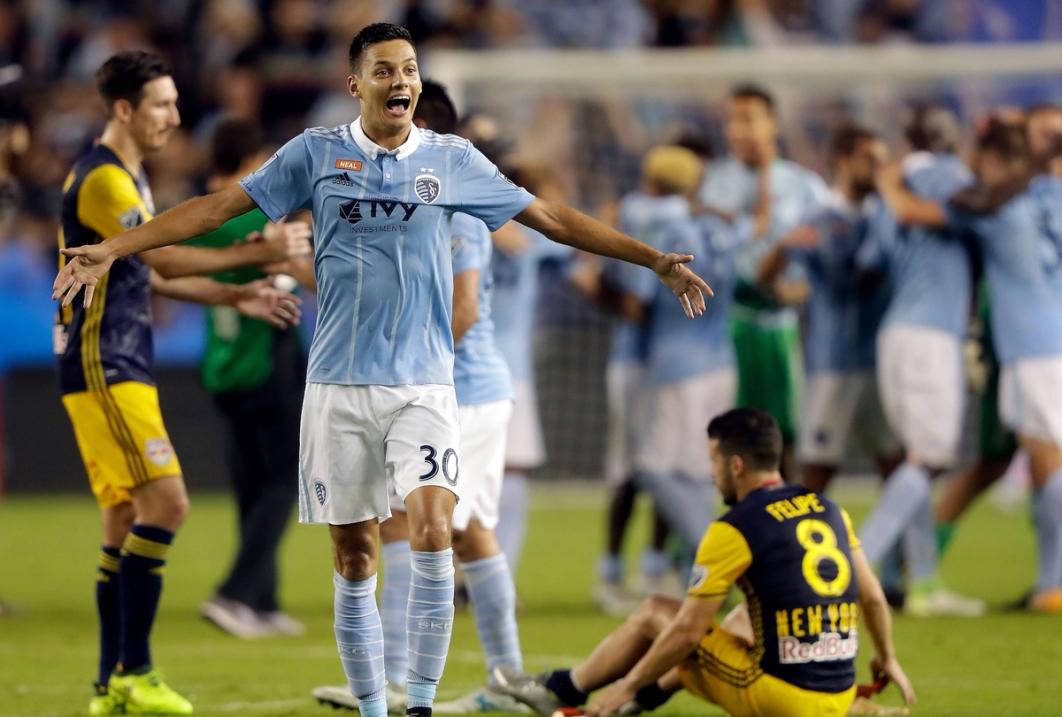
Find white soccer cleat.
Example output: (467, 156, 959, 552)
(904, 588, 986, 617)
(257, 609, 306, 636)
(433, 686, 532, 713)
(312, 684, 407, 714)
(490, 667, 563, 716)
(200, 595, 273, 639)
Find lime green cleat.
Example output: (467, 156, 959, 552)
(88, 690, 126, 716)
(110, 670, 193, 715)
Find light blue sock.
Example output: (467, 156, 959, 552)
(640, 548, 669, 581)
(1034, 469, 1062, 591)
(597, 553, 624, 584)
(381, 541, 411, 688)
(407, 549, 455, 708)
(463, 553, 523, 679)
(333, 572, 387, 717)
(859, 462, 931, 565)
(497, 472, 529, 573)
(902, 494, 939, 583)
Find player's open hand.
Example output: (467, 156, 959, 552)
(234, 278, 302, 329)
(652, 252, 714, 319)
(256, 218, 313, 263)
(871, 655, 916, 706)
(585, 679, 637, 717)
(52, 243, 118, 308)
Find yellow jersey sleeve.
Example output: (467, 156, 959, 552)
(840, 508, 861, 551)
(77, 164, 153, 240)
(687, 521, 752, 599)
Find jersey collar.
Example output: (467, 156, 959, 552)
(351, 117, 421, 161)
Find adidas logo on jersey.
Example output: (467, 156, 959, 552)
(332, 172, 355, 187)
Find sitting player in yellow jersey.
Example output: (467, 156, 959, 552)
(493, 408, 916, 717)
(55, 51, 308, 716)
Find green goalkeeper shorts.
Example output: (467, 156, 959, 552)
(730, 311, 803, 444)
(978, 343, 1018, 462)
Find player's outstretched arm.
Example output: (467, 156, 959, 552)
(142, 219, 312, 279)
(149, 272, 301, 329)
(586, 596, 721, 717)
(852, 548, 917, 706)
(515, 198, 713, 319)
(53, 183, 256, 308)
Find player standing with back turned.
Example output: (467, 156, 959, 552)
(53, 24, 712, 717)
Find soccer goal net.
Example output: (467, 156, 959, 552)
(429, 43, 1062, 481)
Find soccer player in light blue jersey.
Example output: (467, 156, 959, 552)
(53, 24, 712, 717)
(594, 145, 703, 614)
(487, 173, 572, 575)
(700, 84, 830, 474)
(758, 124, 900, 493)
(860, 104, 985, 617)
(879, 117, 1062, 614)
(616, 197, 743, 569)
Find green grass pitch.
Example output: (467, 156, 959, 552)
(1, 484, 1060, 717)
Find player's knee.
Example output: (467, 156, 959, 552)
(409, 516, 453, 552)
(631, 594, 679, 637)
(333, 538, 378, 581)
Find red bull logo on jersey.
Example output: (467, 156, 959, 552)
(778, 631, 858, 664)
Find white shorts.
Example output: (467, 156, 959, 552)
(799, 371, 898, 465)
(1000, 356, 1062, 445)
(877, 325, 964, 468)
(452, 400, 513, 532)
(636, 368, 737, 482)
(298, 383, 461, 525)
(604, 362, 648, 486)
(504, 380, 545, 469)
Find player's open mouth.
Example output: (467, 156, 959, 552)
(385, 95, 411, 117)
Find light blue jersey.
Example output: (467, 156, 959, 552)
(491, 226, 571, 383)
(791, 191, 890, 374)
(629, 215, 741, 386)
(605, 192, 691, 365)
(700, 157, 829, 316)
(953, 176, 1062, 364)
(451, 212, 513, 406)
(876, 152, 974, 337)
(240, 119, 534, 386)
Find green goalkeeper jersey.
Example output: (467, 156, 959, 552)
(187, 209, 281, 393)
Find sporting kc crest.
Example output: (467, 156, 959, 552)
(415, 173, 441, 204)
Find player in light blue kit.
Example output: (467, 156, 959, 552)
(879, 117, 1062, 614)
(860, 105, 985, 617)
(487, 167, 572, 574)
(312, 81, 531, 715)
(700, 84, 829, 473)
(53, 24, 712, 717)
(594, 145, 703, 614)
(758, 124, 900, 492)
(619, 197, 743, 567)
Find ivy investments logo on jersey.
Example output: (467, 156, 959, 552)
(338, 197, 420, 233)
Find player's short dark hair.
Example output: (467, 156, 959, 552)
(349, 23, 415, 73)
(903, 102, 961, 154)
(977, 117, 1028, 165)
(830, 123, 879, 159)
(96, 50, 171, 113)
(707, 408, 783, 471)
(730, 83, 775, 116)
(673, 130, 714, 161)
(210, 117, 264, 175)
(415, 80, 458, 135)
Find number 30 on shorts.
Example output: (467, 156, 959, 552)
(796, 519, 851, 597)
(419, 444, 459, 486)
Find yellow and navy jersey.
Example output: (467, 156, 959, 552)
(688, 484, 861, 694)
(56, 144, 155, 395)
